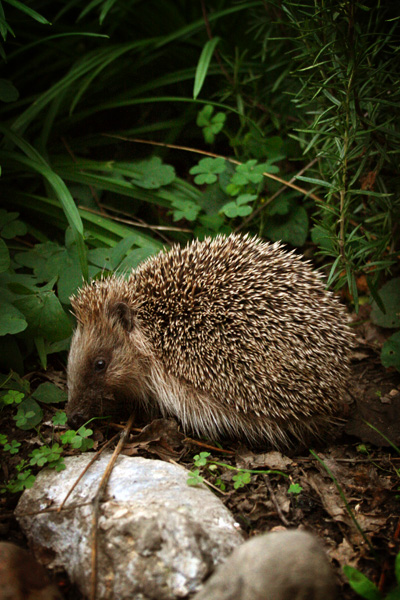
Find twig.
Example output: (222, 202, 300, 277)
(58, 433, 120, 512)
(90, 413, 135, 600)
(102, 134, 324, 204)
(182, 436, 235, 455)
(263, 473, 290, 526)
(78, 205, 192, 236)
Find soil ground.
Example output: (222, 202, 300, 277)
(1, 304, 399, 599)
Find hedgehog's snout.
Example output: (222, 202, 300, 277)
(66, 408, 86, 430)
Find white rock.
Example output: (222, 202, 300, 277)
(16, 454, 243, 600)
(192, 529, 337, 600)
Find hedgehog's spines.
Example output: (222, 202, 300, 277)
(67, 233, 353, 449)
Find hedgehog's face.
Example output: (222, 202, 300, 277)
(66, 301, 153, 428)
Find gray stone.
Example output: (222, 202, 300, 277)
(192, 529, 337, 600)
(16, 454, 243, 600)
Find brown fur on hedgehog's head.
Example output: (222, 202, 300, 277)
(66, 276, 154, 427)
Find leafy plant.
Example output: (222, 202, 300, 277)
(196, 105, 226, 144)
(287, 482, 303, 496)
(0, 373, 95, 493)
(344, 552, 400, 600)
(279, 1, 400, 304)
(187, 451, 288, 491)
(370, 278, 400, 372)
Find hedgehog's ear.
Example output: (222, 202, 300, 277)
(110, 301, 135, 332)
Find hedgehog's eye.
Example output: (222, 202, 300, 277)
(94, 358, 107, 373)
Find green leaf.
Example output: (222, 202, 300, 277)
(193, 452, 210, 467)
(0, 238, 10, 272)
(264, 204, 309, 247)
(190, 157, 226, 184)
(0, 78, 19, 102)
(4, 440, 20, 454)
(231, 160, 276, 186)
(268, 197, 291, 216)
(117, 247, 157, 274)
(295, 175, 335, 189)
(1, 218, 27, 239)
(0, 302, 27, 335)
(311, 225, 336, 253)
(232, 471, 251, 489)
(288, 483, 303, 495)
(197, 105, 214, 127)
(187, 469, 205, 486)
(14, 287, 72, 341)
(381, 332, 400, 372)
(371, 279, 400, 328)
(2, 390, 24, 405)
(130, 156, 176, 189)
(170, 198, 201, 222)
(32, 382, 68, 405)
(3, 0, 51, 25)
(343, 566, 382, 600)
(52, 411, 68, 426)
(193, 37, 220, 99)
(221, 195, 255, 218)
(13, 398, 43, 430)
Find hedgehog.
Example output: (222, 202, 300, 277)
(66, 233, 353, 448)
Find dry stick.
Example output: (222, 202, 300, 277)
(58, 433, 120, 513)
(78, 205, 192, 235)
(263, 474, 290, 527)
(102, 134, 324, 205)
(90, 412, 135, 600)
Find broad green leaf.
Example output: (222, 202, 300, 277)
(264, 204, 309, 247)
(0, 302, 27, 335)
(110, 235, 137, 267)
(14, 289, 72, 341)
(130, 156, 176, 189)
(371, 279, 400, 328)
(190, 157, 226, 184)
(268, 196, 291, 216)
(13, 398, 43, 430)
(170, 199, 201, 222)
(197, 105, 214, 127)
(117, 247, 159, 274)
(32, 382, 67, 404)
(311, 225, 336, 253)
(88, 247, 113, 270)
(1, 218, 27, 238)
(343, 566, 382, 600)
